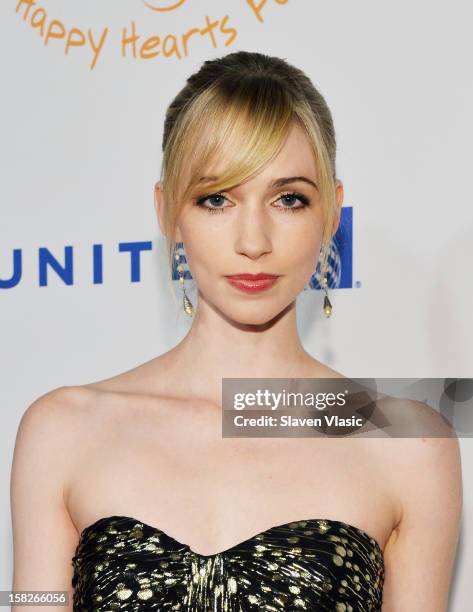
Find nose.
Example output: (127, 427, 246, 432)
(233, 201, 273, 260)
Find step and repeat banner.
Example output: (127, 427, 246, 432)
(2, 0, 472, 608)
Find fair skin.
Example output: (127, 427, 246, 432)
(11, 122, 462, 611)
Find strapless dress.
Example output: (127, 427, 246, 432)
(71, 515, 384, 611)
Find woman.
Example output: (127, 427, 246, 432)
(11, 51, 462, 611)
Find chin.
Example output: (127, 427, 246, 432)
(221, 302, 292, 327)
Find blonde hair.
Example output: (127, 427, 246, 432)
(159, 51, 337, 286)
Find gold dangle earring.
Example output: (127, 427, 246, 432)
(320, 247, 332, 318)
(322, 274, 332, 318)
(174, 245, 194, 317)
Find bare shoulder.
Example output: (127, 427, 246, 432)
(16, 384, 101, 440)
(390, 418, 462, 517)
(15, 382, 147, 466)
(21, 384, 94, 413)
(395, 407, 462, 522)
(370, 397, 462, 528)
(377, 401, 463, 610)
(376, 397, 462, 517)
(12, 385, 103, 495)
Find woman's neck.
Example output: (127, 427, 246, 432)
(162, 299, 315, 404)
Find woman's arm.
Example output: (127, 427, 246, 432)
(10, 387, 80, 612)
(382, 435, 463, 611)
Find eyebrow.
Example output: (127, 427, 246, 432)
(199, 175, 318, 191)
(269, 176, 318, 190)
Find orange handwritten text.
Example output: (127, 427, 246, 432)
(246, 0, 288, 23)
(14, 0, 291, 69)
(15, 0, 108, 70)
(121, 15, 236, 60)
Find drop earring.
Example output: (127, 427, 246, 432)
(174, 245, 194, 317)
(322, 274, 332, 318)
(320, 248, 332, 318)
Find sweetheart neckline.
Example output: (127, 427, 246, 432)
(76, 514, 385, 561)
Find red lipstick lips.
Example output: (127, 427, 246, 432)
(225, 273, 280, 294)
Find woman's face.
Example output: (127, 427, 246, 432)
(156, 121, 343, 325)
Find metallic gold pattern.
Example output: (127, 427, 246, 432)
(71, 516, 384, 610)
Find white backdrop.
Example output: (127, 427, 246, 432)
(1, 0, 472, 608)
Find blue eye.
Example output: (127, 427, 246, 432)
(195, 193, 227, 213)
(274, 192, 310, 212)
(205, 194, 226, 207)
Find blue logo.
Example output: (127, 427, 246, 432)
(308, 205, 353, 290)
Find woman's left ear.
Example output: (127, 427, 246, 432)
(332, 179, 344, 237)
(154, 181, 166, 236)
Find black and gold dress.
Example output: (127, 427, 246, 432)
(71, 515, 384, 611)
